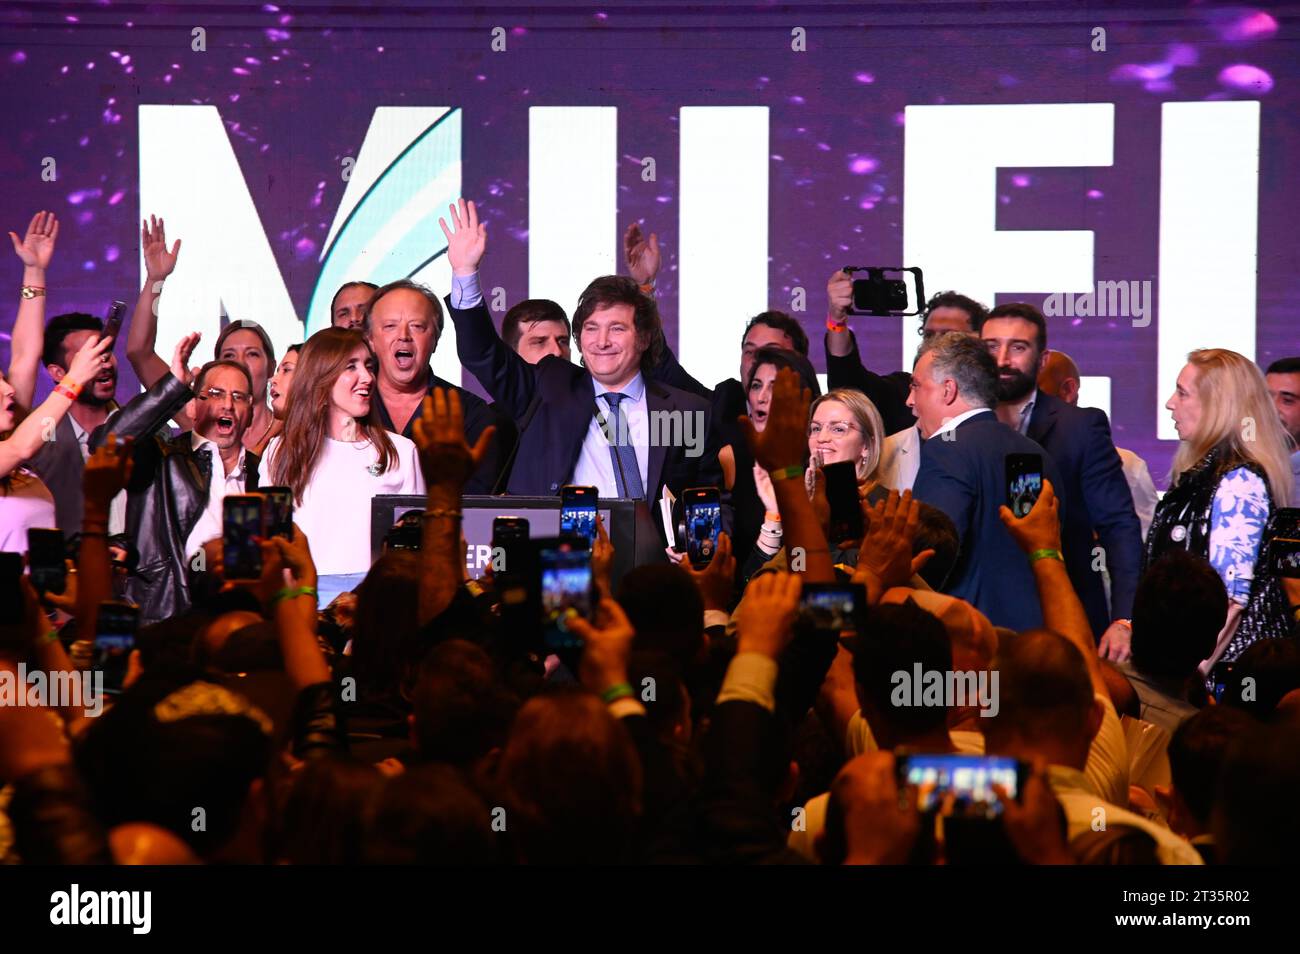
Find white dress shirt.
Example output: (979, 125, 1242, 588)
(184, 433, 248, 562)
(571, 372, 651, 498)
(1117, 446, 1159, 541)
(70, 415, 127, 536)
(929, 406, 990, 441)
(879, 425, 921, 491)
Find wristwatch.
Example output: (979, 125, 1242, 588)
(20, 285, 46, 299)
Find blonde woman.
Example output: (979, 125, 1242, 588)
(1149, 349, 1295, 670)
(806, 388, 888, 505)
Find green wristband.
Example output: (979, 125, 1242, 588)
(600, 682, 635, 704)
(272, 585, 318, 606)
(769, 465, 804, 482)
(1030, 548, 1065, 564)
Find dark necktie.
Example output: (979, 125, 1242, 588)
(602, 392, 645, 500)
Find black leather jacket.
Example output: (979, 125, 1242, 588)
(89, 373, 260, 625)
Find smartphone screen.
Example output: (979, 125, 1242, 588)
(260, 485, 294, 540)
(493, 516, 531, 577)
(94, 600, 139, 695)
(823, 460, 864, 544)
(102, 299, 127, 343)
(0, 552, 24, 625)
(896, 754, 1026, 819)
(683, 488, 721, 568)
(222, 494, 264, 580)
(559, 485, 598, 544)
(1214, 663, 1235, 704)
(1005, 453, 1044, 518)
(27, 527, 68, 594)
(797, 583, 864, 635)
(538, 538, 592, 652)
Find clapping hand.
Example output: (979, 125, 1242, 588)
(624, 223, 661, 287)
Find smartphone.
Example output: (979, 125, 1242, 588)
(1005, 453, 1044, 518)
(537, 537, 593, 652)
(682, 487, 722, 568)
(102, 299, 126, 343)
(559, 485, 598, 544)
(385, 510, 423, 551)
(896, 753, 1027, 819)
(823, 460, 864, 544)
(260, 485, 294, 541)
(843, 266, 925, 317)
(1213, 662, 1236, 704)
(222, 494, 265, 580)
(93, 599, 139, 695)
(0, 552, 24, 625)
(797, 582, 865, 635)
(492, 516, 531, 575)
(27, 527, 68, 595)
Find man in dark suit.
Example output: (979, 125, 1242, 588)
(437, 200, 727, 549)
(910, 332, 1063, 633)
(92, 338, 262, 625)
(364, 279, 513, 494)
(981, 303, 1143, 639)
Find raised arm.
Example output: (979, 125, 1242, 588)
(411, 387, 496, 626)
(88, 332, 199, 452)
(439, 198, 539, 418)
(999, 480, 1107, 697)
(75, 435, 134, 645)
(0, 334, 114, 478)
(125, 215, 183, 391)
(740, 367, 836, 582)
(6, 211, 60, 412)
(624, 222, 711, 398)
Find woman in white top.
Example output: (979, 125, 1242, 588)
(1, 333, 114, 552)
(264, 327, 424, 575)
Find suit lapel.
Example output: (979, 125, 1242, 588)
(645, 379, 671, 498)
(1028, 390, 1059, 445)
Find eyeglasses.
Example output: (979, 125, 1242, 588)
(196, 386, 251, 406)
(808, 421, 858, 439)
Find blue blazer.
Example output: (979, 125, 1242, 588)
(1027, 390, 1144, 636)
(446, 297, 729, 540)
(913, 410, 1064, 633)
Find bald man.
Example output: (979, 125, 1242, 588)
(1038, 350, 1158, 539)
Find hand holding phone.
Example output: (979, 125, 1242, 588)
(93, 600, 139, 694)
(822, 460, 864, 544)
(682, 487, 722, 568)
(896, 753, 1027, 819)
(559, 486, 598, 544)
(1005, 453, 1043, 519)
(222, 494, 265, 580)
(537, 537, 593, 652)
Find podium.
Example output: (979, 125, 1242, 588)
(369, 495, 664, 592)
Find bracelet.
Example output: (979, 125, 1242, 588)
(769, 464, 804, 482)
(20, 284, 46, 299)
(421, 508, 463, 520)
(638, 281, 655, 295)
(54, 382, 81, 400)
(272, 585, 318, 606)
(38, 628, 60, 646)
(600, 682, 636, 704)
(826, 315, 848, 334)
(1030, 548, 1065, 564)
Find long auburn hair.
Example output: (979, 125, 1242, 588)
(272, 327, 396, 505)
(1170, 348, 1294, 504)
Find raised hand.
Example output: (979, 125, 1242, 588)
(854, 489, 934, 591)
(685, 530, 735, 612)
(83, 433, 134, 511)
(753, 463, 778, 514)
(833, 752, 921, 865)
(740, 367, 811, 473)
(438, 198, 487, 277)
(827, 269, 853, 323)
(569, 596, 637, 695)
(734, 569, 802, 658)
(141, 215, 182, 280)
(8, 211, 59, 271)
(624, 223, 661, 286)
(65, 333, 116, 388)
(170, 331, 201, 385)
(997, 479, 1063, 556)
(411, 388, 496, 490)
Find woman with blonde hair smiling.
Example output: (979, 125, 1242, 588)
(806, 387, 888, 504)
(1148, 348, 1295, 671)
